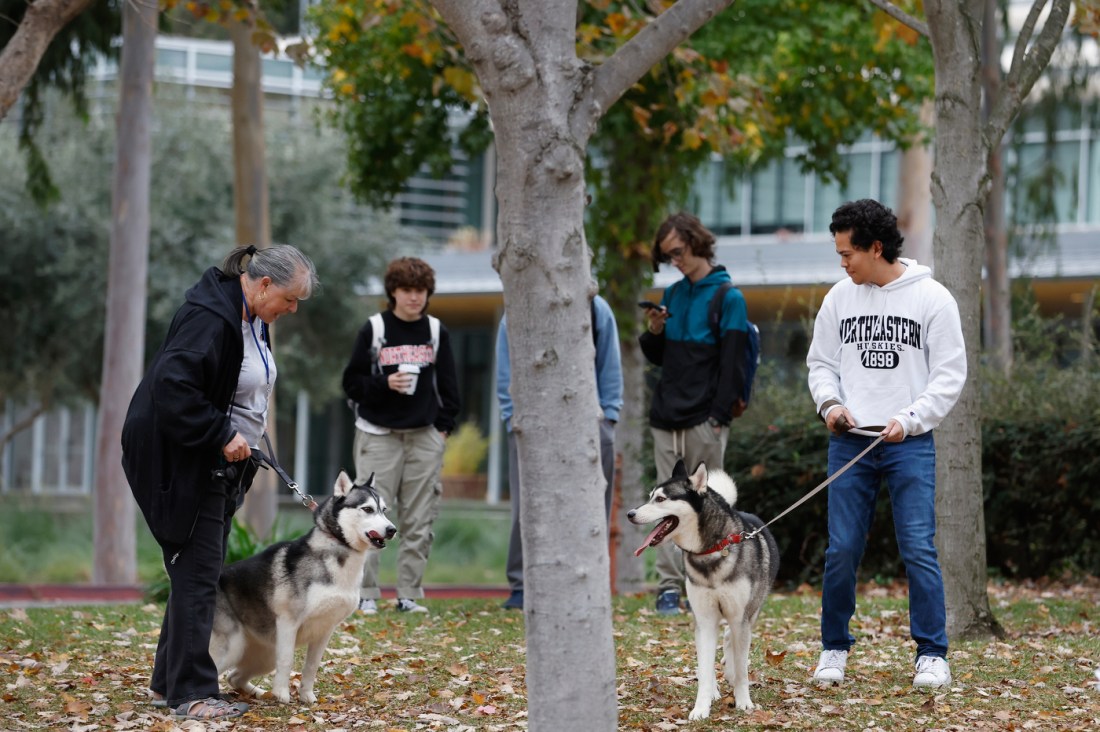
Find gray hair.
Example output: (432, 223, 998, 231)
(222, 244, 320, 298)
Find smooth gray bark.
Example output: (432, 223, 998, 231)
(428, 1, 735, 727)
(92, 0, 157, 584)
(230, 16, 278, 539)
(921, 0, 1069, 639)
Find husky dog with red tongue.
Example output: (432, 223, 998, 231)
(628, 459, 779, 720)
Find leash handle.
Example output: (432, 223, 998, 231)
(742, 430, 885, 541)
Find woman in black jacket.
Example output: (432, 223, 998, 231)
(122, 244, 317, 720)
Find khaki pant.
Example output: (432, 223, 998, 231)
(652, 421, 729, 594)
(354, 427, 445, 600)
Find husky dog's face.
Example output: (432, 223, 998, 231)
(329, 471, 397, 552)
(627, 460, 711, 556)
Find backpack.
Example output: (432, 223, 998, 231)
(368, 312, 440, 376)
(708, 282, 760, 418)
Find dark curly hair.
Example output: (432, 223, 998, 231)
(651, 211, 717, 272)
(829, 199, 904, 263)
(383, 257, 436, 309)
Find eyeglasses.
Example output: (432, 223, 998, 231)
(662, 246, 687, 262)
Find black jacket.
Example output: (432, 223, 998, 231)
(121, 267, 254, 545)
(342, 310, 460, 433)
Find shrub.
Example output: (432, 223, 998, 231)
(441, 422, 489, 476)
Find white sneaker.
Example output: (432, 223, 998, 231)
(813, 649, 848, 684)
(913, 655, 951, 688)
(358, 598, 378, 615)
(395, 597, 429, 614)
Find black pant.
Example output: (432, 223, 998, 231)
(149, 481, 236, 707)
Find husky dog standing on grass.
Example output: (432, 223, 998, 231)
(209, 471, 396, 705)
(628, 459, 779, 720)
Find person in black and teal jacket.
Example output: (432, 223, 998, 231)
(639, 211, 753, 615)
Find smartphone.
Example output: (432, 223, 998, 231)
(638, 301, 670, 316)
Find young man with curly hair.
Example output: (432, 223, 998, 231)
(807, 199, 966, 688)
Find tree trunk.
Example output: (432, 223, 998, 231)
(0, 0, 95, 120)
(924, 0, 998, 641)
(895, 99, 934, 267)
(982, 0, 1013, 376)
(428, 1, 738, 726)
(612, 325, 650, 595)
(487, 57, 619, 732)
(92, 0, 156, 585)
(230, 15, 278, 540)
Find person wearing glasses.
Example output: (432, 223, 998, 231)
(639, 211, 753, 615)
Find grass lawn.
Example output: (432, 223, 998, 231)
(0, 502, 513, 588)
(2, 580, 1097, 730)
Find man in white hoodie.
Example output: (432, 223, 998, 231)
(807, 199, 966, 690)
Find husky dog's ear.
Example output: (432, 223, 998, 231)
(672, 459, 689, 479)
(689, 462, 709, 494)
(361, 472, 376, 489)
(334, 471, 354, 497)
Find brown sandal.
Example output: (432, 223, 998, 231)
(172, 697, 248, 720)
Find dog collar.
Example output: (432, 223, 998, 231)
(694, 532, 744, 556)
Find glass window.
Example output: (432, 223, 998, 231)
(715, 166, 743, 235)
(879, 149, 900, 210)
(779, 157, 806, 233)
(750, 160, 780, 232)
(155, 48, 187, 73)
(692, 160, 720, 230)
(262, 58, 294, 79)
(1088, 136, 1100, 223)
(196, 52, 232, 73)
(1012, 140, 1080, 224)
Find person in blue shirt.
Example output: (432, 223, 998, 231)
(496, 294, 624, 610)
(640, 212, 752, 615)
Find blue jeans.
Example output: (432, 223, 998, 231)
(820, 431, 948, 659)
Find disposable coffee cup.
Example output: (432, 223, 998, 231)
(398, 364, 420, 395)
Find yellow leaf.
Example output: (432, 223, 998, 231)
(700, 89, 724, 107)
(443, 66, 477, 101)
(606, 12, 629, 35)
(682, 127, 703, 150)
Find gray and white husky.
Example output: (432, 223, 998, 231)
(209, 471, 395, 705)
(628, 459, 779, 720)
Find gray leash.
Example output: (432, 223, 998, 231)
(741, 427, 885, 541)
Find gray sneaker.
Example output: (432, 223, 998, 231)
(396, 597, 429, 614)
(358, 598, 378, 615)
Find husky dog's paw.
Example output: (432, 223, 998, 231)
(734, 696, 755, 711)
(688, 702, 712, 721)
(299, 688, 317, 705)
(271, 685, 292, 704)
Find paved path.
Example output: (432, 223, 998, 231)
(0, 583, 509, 608)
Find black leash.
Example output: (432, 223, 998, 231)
(253, 433, 317, 510)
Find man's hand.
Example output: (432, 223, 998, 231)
(826, 407, 855, 435)
(881, 420, 905, 443)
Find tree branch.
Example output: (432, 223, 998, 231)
(579, 0, 734, 136)
(986, 0, 1072, 143)
(0, 0, 97, 120)
(866, 0, 930, 38)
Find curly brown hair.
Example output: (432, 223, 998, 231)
(651, 212, 717, 272)
(383, 257, 436, 309)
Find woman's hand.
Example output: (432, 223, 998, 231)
(223, 433, 252, 462)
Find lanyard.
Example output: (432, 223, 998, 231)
(242, 292, 270, 383)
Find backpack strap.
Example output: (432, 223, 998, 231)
(368, 312, 385, 375)
(708, 281, 735, 341)
(428, 315, 440, 361)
